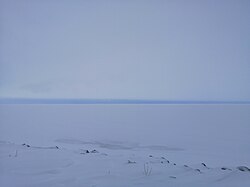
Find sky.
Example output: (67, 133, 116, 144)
(0, 0, 250, 101)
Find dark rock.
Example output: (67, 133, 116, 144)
(237, 166, 250, 172)
(195, 169, 202, 173)
(201, 163, 207, 167)
(169, 176, 176, 179)
(221, 167, 232, 171)
(128, 160, 136, 164)
(91, 150, 98, 153)
(149, 155, 153, 157)
(201, 163, 209, 169)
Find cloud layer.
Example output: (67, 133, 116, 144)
(1, 0, 250, 101)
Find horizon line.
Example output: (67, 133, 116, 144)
(0, 98, 250, 104)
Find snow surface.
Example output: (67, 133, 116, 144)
(0, 104, 250, 186)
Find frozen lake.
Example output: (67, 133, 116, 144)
(1, 104, 249, 166)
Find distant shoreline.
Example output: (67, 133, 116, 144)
(1, 98, 250, 105)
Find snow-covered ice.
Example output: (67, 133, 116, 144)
(0, 104, 250, 186)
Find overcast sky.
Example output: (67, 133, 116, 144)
(0, 0, 249, 101)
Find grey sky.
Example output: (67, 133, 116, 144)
(0, 0, 249, 101)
